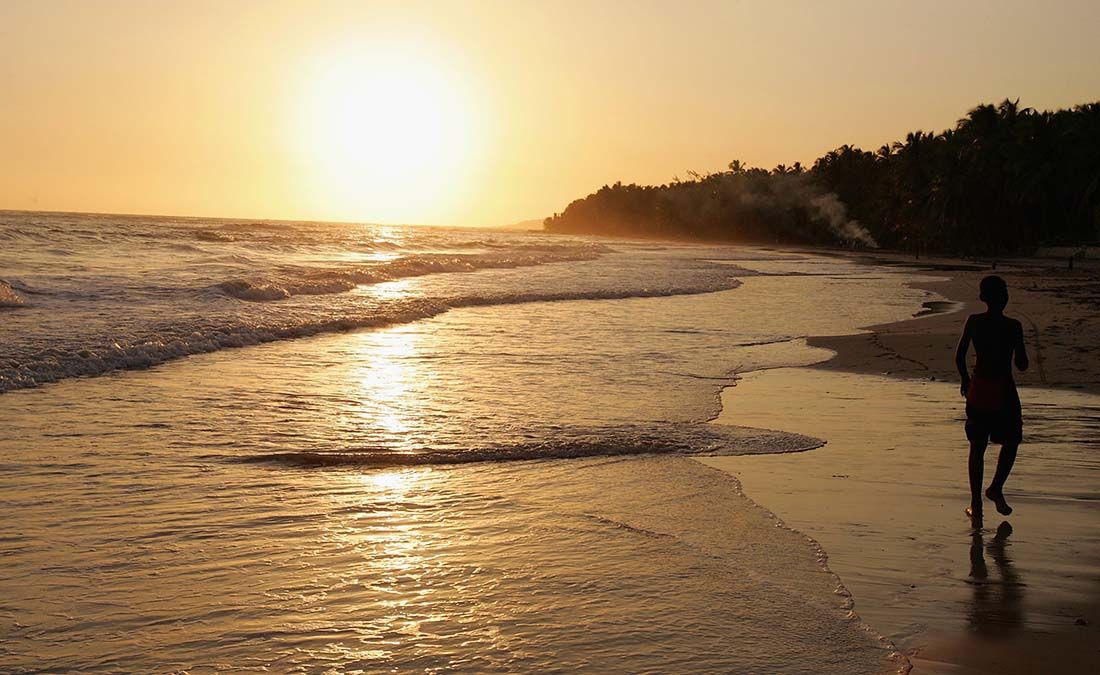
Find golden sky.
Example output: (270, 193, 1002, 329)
(3, 0, 1099, 227)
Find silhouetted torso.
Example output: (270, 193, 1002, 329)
(958, 277, 1028, 518)
(969, 313, 1023, 379)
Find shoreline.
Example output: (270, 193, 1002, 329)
(804, 250, 1100, 394)
(699, 253, 1100, 674)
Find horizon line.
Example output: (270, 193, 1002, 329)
(0, 206, 541, 230)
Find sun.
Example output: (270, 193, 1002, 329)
(294, 42, 485, 224)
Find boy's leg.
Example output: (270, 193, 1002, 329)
(968, 437, 988, 514)
(985, 442, 1018, 515)
(989, 443, 1018, 492)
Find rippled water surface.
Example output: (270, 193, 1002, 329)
(0, 212, 939, 672)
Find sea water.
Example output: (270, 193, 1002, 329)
(0, 212, 935, 672)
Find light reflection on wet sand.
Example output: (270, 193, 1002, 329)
(967, 521, 1025, 637)
(703, 367, 1100, 652)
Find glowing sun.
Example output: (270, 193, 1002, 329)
(296, 42, 484, 223)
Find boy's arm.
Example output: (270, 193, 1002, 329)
(955, 316, 973, 396)
(1014, 320, 1030, 372)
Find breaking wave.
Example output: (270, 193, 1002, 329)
(237, 422, 824, 468)
(0, 281, 26, 309)
(0, 280, 742, 392)
(215, 246, 609, 301)
(0, 213, 757, 394)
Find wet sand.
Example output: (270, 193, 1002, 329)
(808, 252, 1100, 394)
(700, 259, 1100, 673)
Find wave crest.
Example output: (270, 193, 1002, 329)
(236, 423, 824, 468)
(0, 281, 26, 309)
(216, 247, 611, 301)
(0, 278, 741, 392)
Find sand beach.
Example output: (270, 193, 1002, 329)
(702, 256, 1100, 673)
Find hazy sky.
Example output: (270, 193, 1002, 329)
(3, 0, 1099, 226)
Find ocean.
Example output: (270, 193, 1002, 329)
(0, 211, 935, 672)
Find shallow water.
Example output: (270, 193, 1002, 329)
(0, 212, 940, 672)
(2, 450, 905, 673)
(710, 367, 1100, 646)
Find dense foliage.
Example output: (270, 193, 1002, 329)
(545, 100, 1100, 254)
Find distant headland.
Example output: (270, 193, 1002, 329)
(545, 100, 1100, 256)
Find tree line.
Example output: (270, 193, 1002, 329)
(544, 100, 1100, 255)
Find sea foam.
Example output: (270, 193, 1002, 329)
(215, 246, 608, 301)
(0, 280, 743, 392)
(0, 213, 752, 393)
(0, 280, 26, 308)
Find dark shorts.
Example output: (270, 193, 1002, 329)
(965, 377, 1022, 445)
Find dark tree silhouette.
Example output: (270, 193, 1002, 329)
(545, 100, 1100, 254)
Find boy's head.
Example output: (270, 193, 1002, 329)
(979, 275, 1009, 311)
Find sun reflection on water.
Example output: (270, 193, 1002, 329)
(327, 469, 434, 593)
(358, 277, 417, 302)
(349, 325, 422, 447)
(366, 469, 413, 493)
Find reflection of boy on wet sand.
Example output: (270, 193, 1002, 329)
(955, 275, 1029, 521)
(968, 521, 1023, 634)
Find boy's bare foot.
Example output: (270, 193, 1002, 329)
(966, 504, 983, 525)
(985, 487, 1013, 515)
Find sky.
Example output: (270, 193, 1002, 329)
(3, 0, 1099, 227)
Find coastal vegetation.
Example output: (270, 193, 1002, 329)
(544, 100, 1100, 254)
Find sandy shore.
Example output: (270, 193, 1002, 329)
(808, 251, 1100, 393)
(701, 255, 1100, 674)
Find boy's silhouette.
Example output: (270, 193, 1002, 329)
(955, 275, 1029, 522)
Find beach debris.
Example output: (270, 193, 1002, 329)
(1074, 617, 1088, 626)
